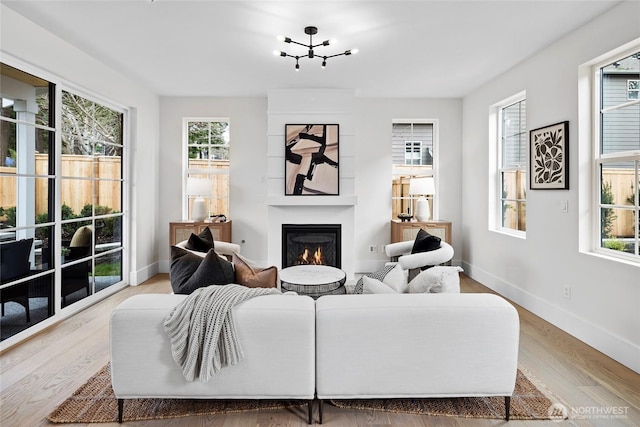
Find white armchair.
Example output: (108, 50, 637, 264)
(385, 240, 454, 280)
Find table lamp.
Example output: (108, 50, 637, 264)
(409, 177, 435, 221)
(186, 177, 212, 221)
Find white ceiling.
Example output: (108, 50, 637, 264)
(2, 0, 622, 98)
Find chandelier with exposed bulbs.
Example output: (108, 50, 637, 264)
(273, 26, 358, 70)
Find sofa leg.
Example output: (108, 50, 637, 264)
(505, 396, 511, 421)
(117, 398, 123, 423)
(318, 399, 324, 424)
(307, 400, 313, 424)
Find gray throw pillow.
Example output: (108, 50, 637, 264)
(170, 246, 234, 294)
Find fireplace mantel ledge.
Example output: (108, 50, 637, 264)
(267, 196, 357, 207)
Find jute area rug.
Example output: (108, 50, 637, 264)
(47, 364, 556, 423)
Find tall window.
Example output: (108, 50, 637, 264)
(391, 121, 436, 219)
(498, 96, 527, 234)
(595, 50, 639, 260)
(183, 119, 230, 220)
(60, 90, 124, 307)
(0, 63, 126, 343)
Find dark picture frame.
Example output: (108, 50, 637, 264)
(285, 124, 340, 196)
(529, 121, 569, 190)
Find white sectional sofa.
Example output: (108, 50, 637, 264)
(110, 293, 316, 423)
(110, 292, 519, 424)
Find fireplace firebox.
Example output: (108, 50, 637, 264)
(282, 224, 341, 269)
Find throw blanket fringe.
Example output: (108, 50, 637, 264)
(164, 284, 281, 382)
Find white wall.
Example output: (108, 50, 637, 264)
(158, 96, 269, 267)
(354, 98, 463, 272)
(461, 1, 640, 373)
(158, 94, 462, 274)
(0, 4, 160, 285)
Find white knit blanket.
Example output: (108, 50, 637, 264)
(164, 284, 281, 382)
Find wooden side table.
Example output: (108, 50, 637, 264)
(390, 219, 451, 244)
(169, 220, 232, 245)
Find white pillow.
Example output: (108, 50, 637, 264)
(362, 276, 397, 294)
(408, 266, 463, 293)
(381, 264, 408, 293)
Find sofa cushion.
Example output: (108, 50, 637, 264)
(408, 266, 463, 293)
(170, 246, 234, 294)
(184, 227, 214, 253)
(411, 228, 441, 254)
(232, 253, 278, 288)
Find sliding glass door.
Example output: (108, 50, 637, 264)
(0, 62, 127, 342)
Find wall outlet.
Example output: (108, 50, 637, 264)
(368, 245, 378, 253)
(563, 285, 571, 299)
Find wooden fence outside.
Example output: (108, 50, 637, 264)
(603, 168, 637, 237)
(1, 154, 122, 215)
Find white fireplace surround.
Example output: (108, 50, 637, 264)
(266, 89, 357, 278)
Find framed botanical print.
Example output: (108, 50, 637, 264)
(285, 124, 339, 195)
(529, 121, 569, 190)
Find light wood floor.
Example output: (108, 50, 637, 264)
(1, 274, 639, 426)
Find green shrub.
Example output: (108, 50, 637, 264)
(603, 240, 626, 251)
(0, 206, 16, 227)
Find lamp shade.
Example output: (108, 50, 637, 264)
(186, 177, 212, 197)
(409, 177, 435, 196)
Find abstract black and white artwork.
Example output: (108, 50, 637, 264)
(529, 121, 569, 190)
(285, 124, 339, 195)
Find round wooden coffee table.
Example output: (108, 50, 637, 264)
(279, 265, 346, 299)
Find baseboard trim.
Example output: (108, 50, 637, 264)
(462, 261, 640, 374)
(130, 262, 160, 285)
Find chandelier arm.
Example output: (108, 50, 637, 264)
(288, 39, 309, 48)
(280, 53, 304, 60)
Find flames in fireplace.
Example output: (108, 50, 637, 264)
(296, 246, 326, 265)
